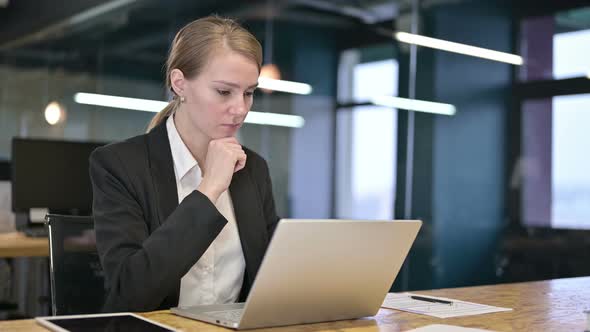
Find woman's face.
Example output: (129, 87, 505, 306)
(180, 50, 259, 140)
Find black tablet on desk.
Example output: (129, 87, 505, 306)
(35, 312, 178, 332)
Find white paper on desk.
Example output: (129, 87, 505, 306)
(382, 292, 512, 318)
(404, 324, 498, 332)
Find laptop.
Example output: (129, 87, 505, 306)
(171, 219, 422, 330)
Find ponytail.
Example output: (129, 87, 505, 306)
(146, 99, 178, 132)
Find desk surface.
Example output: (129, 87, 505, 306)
(1, 276, 588, 331)
(0, 232, 49, 258)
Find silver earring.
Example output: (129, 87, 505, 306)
(180, 96, 185, 103)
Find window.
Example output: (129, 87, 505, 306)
(518, 6, 590, 229)
(521, 93, 590, 229)
(520, 7, 590, 81)
(336, 49, 398, 220)
(553, 29, 590, 80)
(551, 94, 590, 228)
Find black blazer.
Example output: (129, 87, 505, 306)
(89, 119, 280, 312)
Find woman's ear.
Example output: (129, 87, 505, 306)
(170, 69, 186, 97)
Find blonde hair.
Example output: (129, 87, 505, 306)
(147, 15, 263, 132)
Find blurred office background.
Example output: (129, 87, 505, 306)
(1, 0, 590, 319)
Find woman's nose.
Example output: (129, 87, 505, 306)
(231, 96, 248, 115)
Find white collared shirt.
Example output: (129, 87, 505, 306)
(166, 116, 245, 307)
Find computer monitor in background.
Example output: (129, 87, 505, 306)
(0, 160, 9, 180)
(11, 138, 107, 231)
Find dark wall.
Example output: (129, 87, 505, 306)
(286, 22, 338, 218)
(396, 0, 513, 290)
(395, 48, 437, 291)
(431, 0, 512, 288)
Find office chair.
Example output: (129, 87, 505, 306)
(45, 214, 106, 315)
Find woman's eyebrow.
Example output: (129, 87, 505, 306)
(213, 80, 259, 89)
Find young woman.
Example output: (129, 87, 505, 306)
(90, 15, 279, 312)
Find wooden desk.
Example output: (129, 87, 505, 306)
(0, 232, 49, 258)
(1, 277, 588, 331)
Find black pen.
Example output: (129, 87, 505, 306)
(410, 295, 453, 305)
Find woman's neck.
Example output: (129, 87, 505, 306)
(173, 111, 209, 169)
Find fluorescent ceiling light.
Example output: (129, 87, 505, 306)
(371, 96, 456, 116)
(74, 92, 304, 128)
(258, 77, 312, 95)
(74, 92, 166, 112)
(245, 111, 305, 128)
(395, 31, 523, 66)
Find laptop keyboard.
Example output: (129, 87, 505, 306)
(205, 309, 244, 322)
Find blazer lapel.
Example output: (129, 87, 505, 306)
(146, 119, 178, 226)
(230, 167, 269, 297)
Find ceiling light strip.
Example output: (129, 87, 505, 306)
(395, 31, 523, 65)
(371, 96, 456, 116)
(74, 92, 304, 128)
(258, 77, 313, 95)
